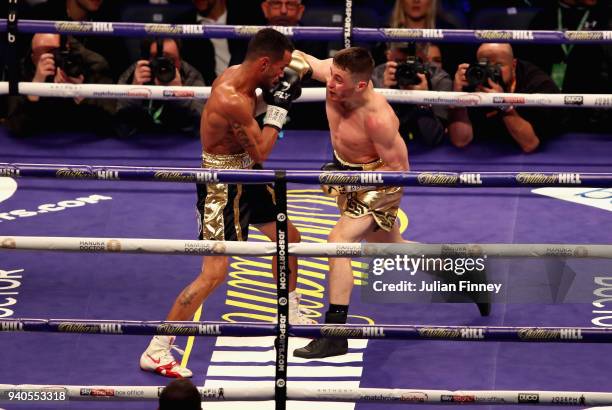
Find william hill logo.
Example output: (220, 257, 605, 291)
(383, 28, 444, 39)
(418, 328, 461, 338)
(417, 173, 458, 185)
(56, 168, 95, 179)
(144, 24, 183, 34)
(0, 168, 19, 177)
(515, 173, 582, 185)
(518, 328, 583, 340)
(157, 323, 222, 336)
(54, 21, 93, 32)
(154, 171, 219, 183)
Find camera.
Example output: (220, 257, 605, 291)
(150, 55, 176, 84)
(465, 59, 503, 89)
(148, 38, 176, 84)
(53, 49, 83, 78)
(395, 56, 429, 88)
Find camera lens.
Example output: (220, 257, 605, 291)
(55, 50, 83, 78)
(151, 57, 176, 83)
(465, 65, 487, 88)
(395, 62, 420, 87)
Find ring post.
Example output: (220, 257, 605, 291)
(274, 170, 289, 410)
(7, 0, 19, 96)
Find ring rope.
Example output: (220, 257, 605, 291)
(1, 19, 612, 44)
(0, 384, 610, 405)
(1, 236, 611, 258)
(1, 319, 609, 342)
(4, 82, 612, 109)
(2, 162, 612, 187)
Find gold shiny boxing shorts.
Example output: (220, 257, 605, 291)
(196, 151, 276, 241)
(332, 151, 403, 232)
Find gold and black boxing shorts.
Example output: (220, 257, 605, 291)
(331, 151, 403, 232)
(196, 151, 276, 241)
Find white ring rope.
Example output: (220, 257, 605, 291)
(0, 384, 608, 405)
(3, 81, 612, 108)
(1, 236, 610, 258)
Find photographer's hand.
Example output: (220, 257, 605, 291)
(479, 78, 504, 94)
(33, 53, 56, 83)
(133, 60, 152, 85)
(453, 63, 469, 92)
(28, 53, 56, 102)
(55, 68, 85, 104)
(449, 63, 474, 147)
(382, 61, 398, 88)
(407, 73, 429, 91)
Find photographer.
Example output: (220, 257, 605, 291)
(116, 38, 205, 137)
(6, 33, 114, 136)
(449, 43, 559, 153)
(372, 42, 452, 147)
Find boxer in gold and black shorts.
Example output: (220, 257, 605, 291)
(196, 151, 276, 241)
(322, 151, 404, 232)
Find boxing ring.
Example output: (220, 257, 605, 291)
(2, 3, 612, 410)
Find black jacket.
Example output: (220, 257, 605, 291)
(173, 1, 266, 86)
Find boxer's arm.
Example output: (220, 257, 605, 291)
(366, 113, 409, 172)
(293, 50, 331, 83)
(224, 94, 278, 163)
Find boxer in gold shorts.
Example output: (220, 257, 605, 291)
(292, 47, 410, 358)
(140, 29, 314, 378)
(324, 151, 403, 233)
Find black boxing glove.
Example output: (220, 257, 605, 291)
(263, 68, 302, 131)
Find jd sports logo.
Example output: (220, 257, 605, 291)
(0, 178, 18, 204)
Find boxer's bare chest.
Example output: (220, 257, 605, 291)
(326, 102, 378, 163)
(201, 88, 256, 154)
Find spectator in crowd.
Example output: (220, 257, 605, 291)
(260, 0, 328, 59)
(115, 38, 205, 137)
(158, 379, 201, 410)
(372, 42, 452, 147)
(520, 0, 610, 131)
(27, 0, 129, 80)
(175, 0, 265, 85)
(523, 0, 607, 92)
(260, 0, 328, 129)
(449, 43, 559, 152)
(376, 0, 465, 77)
(6, 33, 115, 136)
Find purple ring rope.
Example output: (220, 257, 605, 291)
(2, 163, 612, 188)
(0, 319, 275, 337)
(2, 319, 610, 342)
(2, 20, 612, 44)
